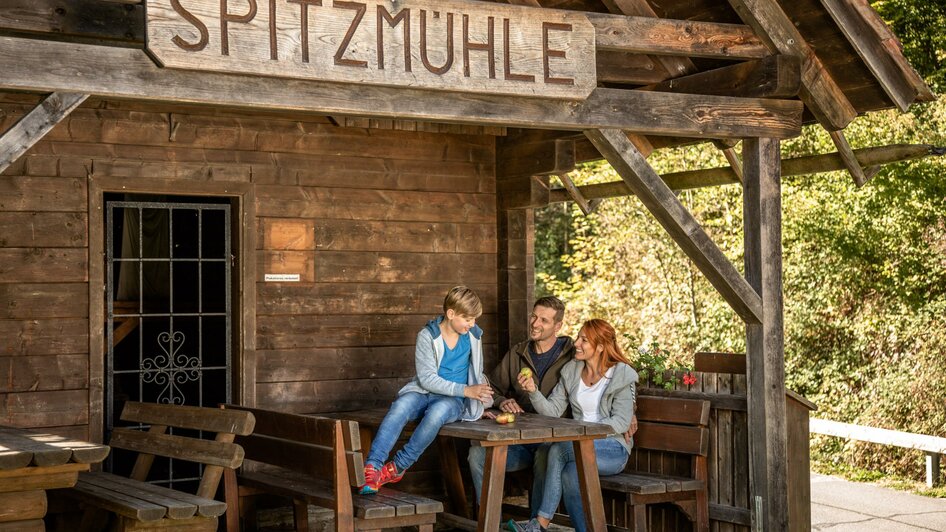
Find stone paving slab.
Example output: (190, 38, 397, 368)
(812, 473, 946, 532)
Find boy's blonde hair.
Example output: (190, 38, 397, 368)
(443, 286, 483, 318)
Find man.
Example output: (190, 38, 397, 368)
(467, 296, 574, 506)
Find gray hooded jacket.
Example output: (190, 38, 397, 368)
(528, 358, 638, 453)
(397, 317, 488, 421)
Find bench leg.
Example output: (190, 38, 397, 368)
(224, 468, 240, 532)
(696, 491, 709, 532)
(293, 499, 309, 532)
(243, 495, 259, 531)
(629, 503, 647, 532)
(78, 507, 110, 532)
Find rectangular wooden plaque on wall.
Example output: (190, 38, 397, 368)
(146, 0, 597, 99)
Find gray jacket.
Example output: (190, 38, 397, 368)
(528, 359, 638, 453)
(397, 317, 488, 421)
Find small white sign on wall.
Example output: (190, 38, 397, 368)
(264, 273, 301, 282)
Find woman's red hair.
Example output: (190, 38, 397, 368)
(580, 319, 626, 372)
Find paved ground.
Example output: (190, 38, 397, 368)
(811, 473, 946, 531)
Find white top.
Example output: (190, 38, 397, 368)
(576, 366, 615, 423)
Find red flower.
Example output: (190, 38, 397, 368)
(682, 372, 697, 386)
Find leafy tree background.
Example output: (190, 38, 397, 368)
(535, 1, 946, 482)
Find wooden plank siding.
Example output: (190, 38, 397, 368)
(0, 92, 500, 488)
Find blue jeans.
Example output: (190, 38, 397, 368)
(534, 438, 628, 532)
(366, 392, 463, 471)
(467, 443, 543, 508)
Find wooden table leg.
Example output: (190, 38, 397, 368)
(437, 436, 469, 518)
(573, 439, 606, 532)
(477, 445, 508, 532)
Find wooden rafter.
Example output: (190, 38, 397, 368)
(585, 128, 764, 324)
(547, 143, 945, 202)
(0, 92, 88, 175)
(819, 0, 933, 110)
(0, 37, 803, 139)
(726, 0, 858, 130)
(640, 55, 801, 99)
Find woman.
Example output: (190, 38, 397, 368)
(507, 319, 637, 532)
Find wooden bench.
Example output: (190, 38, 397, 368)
(222, 405, 443, 532)
(600, 395, 711, 532)
(62, 401, 256, 532)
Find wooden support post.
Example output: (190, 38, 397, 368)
(585, 128, 763, 324)
(927, 452, 941, 488)
(829, 130, 869, 187)
(743, 137, 789, 531)
(0, 92, 88, 174)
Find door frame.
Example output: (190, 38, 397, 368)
(88, 176, 257, 442)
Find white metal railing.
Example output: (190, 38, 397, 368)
(810, 418, 946, 488)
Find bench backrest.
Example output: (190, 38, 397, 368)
(221, 404, 366, 488)
(112, 401, 256, 499)
(633, 396, 711, 456)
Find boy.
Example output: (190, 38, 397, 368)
(359, 286, 493, 494)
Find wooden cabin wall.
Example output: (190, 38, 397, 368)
(0, 95, 499, 454)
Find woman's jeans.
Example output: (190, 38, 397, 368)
(534, 437, 628, 532)
(366, 392, 463, 471)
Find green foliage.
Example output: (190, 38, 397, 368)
(535, 99, 946, 484)
(629, 340, 692, 390)
(871, 0, 946, 91)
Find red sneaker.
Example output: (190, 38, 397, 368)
(359, 463, 381, 495)
(377, 461, 405, 488)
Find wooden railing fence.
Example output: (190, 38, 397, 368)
(810, 418, 946, 488)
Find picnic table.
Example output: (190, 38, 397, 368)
(0, 425, 110, 531)
(333, 409, 614, 532)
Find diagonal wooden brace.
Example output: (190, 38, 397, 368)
(585, 128, 763, 324)
(0, 92, 88, 175)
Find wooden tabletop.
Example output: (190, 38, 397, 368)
(0, 425, 110, 470)
(329, 408, 614, 443)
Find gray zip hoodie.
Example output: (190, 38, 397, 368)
(528, 359, 638, 453)
(397, 317, 489, 421)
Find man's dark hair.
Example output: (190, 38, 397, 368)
(533, 296, 565, 323)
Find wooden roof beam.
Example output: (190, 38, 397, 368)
(0, 37, 803, 139)
(600, 0, 697, 78)
(5, 1, 768, 63)
(726, 0, 858, 130)
(0, 92, 88, 175)
(548, 143, 945, 202)
(585, 128, 764, 324)
(640, 55, 802, 99)
(587, 13, 769, 60)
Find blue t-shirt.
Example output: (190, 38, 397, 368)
(438, 333, 471, 384)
